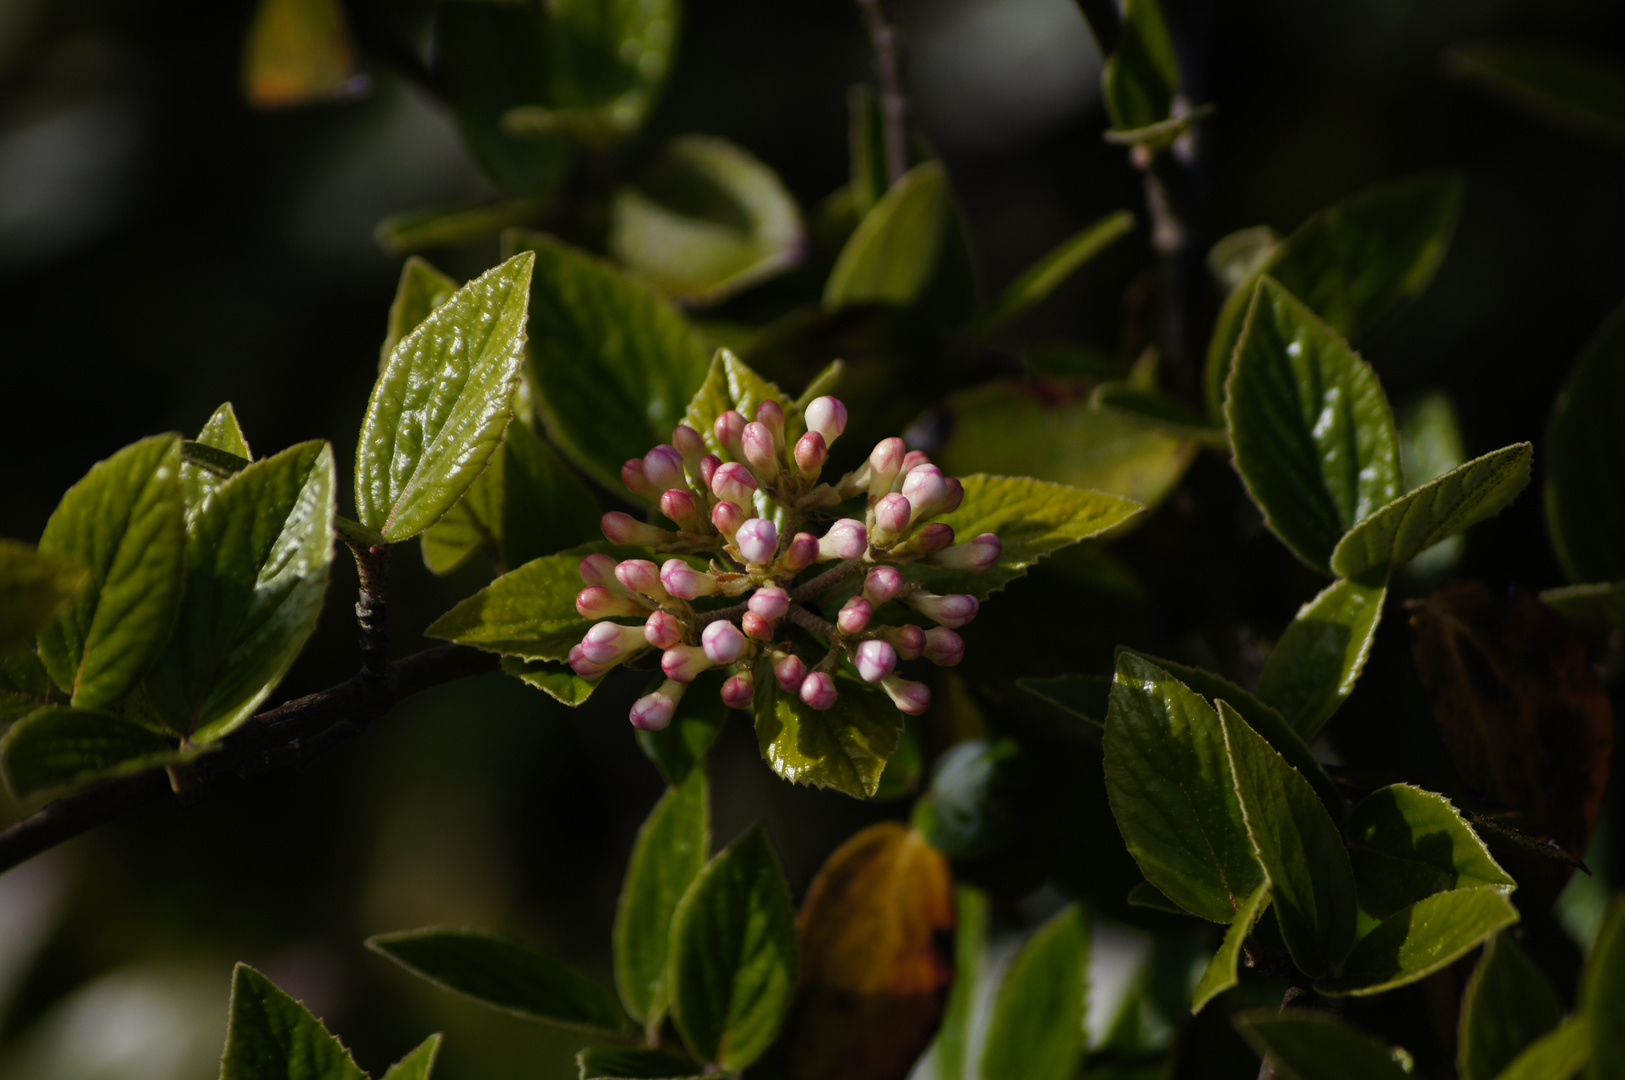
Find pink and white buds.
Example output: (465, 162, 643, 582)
(644, 445, 687, 492)
(939, 478, 964, 516)
(854, 639, 898, 683)
(866, 438, 906, 499)
(863, 565, 905, 604)
(933, 533, 1001, 572)
(699, 454, 721, 489)
(580, 621, 648, 666)
(901, 465, 949, 521)
(576, 585, 645, 619)
(715, 410, 747, 458)
(923, 626, 965, 666)
(748, 587, 790, 621)
(579, 553, 623, 589)
(900, 450, 932, 476)
(880, 675, 931, 715)
(702, 620, 749, 664)
(568, 644, 611, 680)
(721, 671, 755, 710)
(905, 591, 979, 628)
(643, 610, 684, 650)
(660, 559, 721, 600)
(742, 422, 780, 480)
(631, 680, 685, 730)
(743, 611, 775, 640)
(794, 431, 827, 475)
(602, 512, 671, 548)
(774, 652, 808, 692)
(785, 532, 819, 569)
(662, 644, 713, 682)
(883, 623, 927, 660)
(672, 423, 706, 467)
(755, 399, 786, 434)
(871, 493, 913, 546)
(736, 518, 779, 565)
(711, 500, 745, 540)
(615, 559, 670, 601)
(659, 489, 701, 530)
(804, 396, 847, 443)
(908, 523, 956, 553)
(800, 671, 838, 710)
(837, 597, 872, 634)
(710, 461, 758, 505)
(621, 459, 658, 499)
(819, 519, 868, 560)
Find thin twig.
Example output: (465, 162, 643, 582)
(855, 0, 908, 185)
(348, 541, 393, 685)
(791, 558, 867, 601)
(786, 604, 839, 641)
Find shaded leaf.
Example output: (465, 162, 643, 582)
(534, 0, 677, 140)
(1191, 882, 1272, 1013)
(220, 963, 366, 1080)
(639, 688, 726, 786)
(500, 422, 603, 566)
(1016, 674, 1111, 727)
(1344, 784, 1514, 921)
(753, 667, 902, 799)
(911, 739, 1019, 859)
(1492, 1014, 1589, 1080)
(1583, 896, 1625, 1080)
(1101, 0, 1177, 132)
(0, 705, 185, 799)
(1458, 933, 1564, 1080)
(0, 649, 53, 723)
(979, 906, 1089, 1080)
(375, 199, 549, 257)
(1547, 296, 1625, 584)
(1448, 40, 1625, 153)
(576, 1047, 704, 1080)
(381, 1036, 441, 1080)
(930, 885, 986, 1080)
(1207, 225, 1280, 294)
(0, 541, 88, 653)
(242, 0, 362, 110)
(825, 162, 949, 309)
(1255, 577, 1386, 739)
(1126, 879, 1188, 914)
(381, 257, 458, 372)
(974, 210, 1135, 336)
(1233, 1009, 1412, 1080)
(1540, 581, 1625, 635)
(183, 403, 252, 509)
(615, 769, 709, 1027)
(499, 657, 604, 705)
(1319, 888, 1520, 996)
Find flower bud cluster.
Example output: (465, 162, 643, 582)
(571, 395, 1002, 731)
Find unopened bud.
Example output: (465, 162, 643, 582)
(630, 680, 685, 730)
(748, 586, 790, 620)
(700, 454, 721, 489)
(579, 553, 623, 589)
(871, 493, 913, 546)
(804, 396, 847, 443)
(736, 518, 779, 565)
(659, 489, 701, 530)
(660, 559, 721, 600)
(743, 611, 775, 639)
(905, 591, 979, 628)
(837, 596, 872, 634)
(602, 512, 671, 548)
(800, 670, 838, 710)
(901, 465, 949, 520)
(581, 621, 648, 666)
(794, 431, 827, 475)
(742, 422, 780, 480)
(711, 461, 758, 505)
(883, 623, 927, 660)
(721, 672, 755, 710)
(568, 644, 611, 680)
(774, 652, 808, 692)
(577, 585, 645, 619)
(880, 674, 931, 714)
(818, 519, 868, 560)
(923, 626, 964, 666)
(939, 478, 964, 516)
(715, 410, 747, 458)
(854, 639, 898, 683)
(672, 424, 706, 469)
(644, 445, 687, 492)
(702, 620, 749, 664)
(866, 438, 906, 499)
(756, 399, 786, 437)
(895, 523, 956, 556)
(622, 459, 658, 498)
(615, 559, 671, 601)
(644, 610, 684, 650)
(900, 450, 932, 477)
(711, 500, 745, 540)
(785, 532, 819, 569)
(863, 565, 905, 604)
(662, 644, 714, 683)
(933, 533, 1001, 572)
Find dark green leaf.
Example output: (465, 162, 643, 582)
(1016, 674, 1112, 727)
(356, 252, 534, 542)
(1582, 896, 1625, 1079)
(824, 162, 949, 309)
(1458, 933, 1564, 1080)
(980, 906, 1090, 1080)
(0, 649, 53, 723)
(368, 929, 628, 1035)
(683, 348, 793, 466)
(576, 1047, 703, 1080)
(1224, 278, 1401, 573)
(147, 442, 336, 742)
(516, 231, 713, 490)
(1191, 882, 1272, 1013)
(615, 769, 709, 1027)
(500, 421, 603, 567)
(1090, 382, 1228, 444)
(846, 85, 889, 217)
(668, 826, 797, 1071)
(221, 963, 366, 1080)
(1233, 1009, 1412, 1080)
(426, 548, 603, 662)
(381, 1035, 441, 1080)
(639, 688, 726, 786)
(932, 885, 987, 1080)
(1317, 888, 1519, 996)
(1448, 40, 1625, 153)
(1103, 653, 1265, 924)
(499, 657, 605, 705)
(184, 403, 252, 509)
(1540, 581, 1625, 634)
(1493, 1014, 1589, 1080)
(1218, 700, 1356, 978)
(0, 705, 185, 798)
(1547, 297, 1625, 584)
(530, 0, 677, 140)
(911, 739, 1018, 858)
(36, 434, 186, 710)
(0, 540, 88, 653)
(974, 210, 1135, 336)
(1255, 577, 1386, 738)
(1343, 784, 1514, 921)
(1126, 880, 1188, 914)
(374, 198, 548, 256)
(381, 257, 458, 371)
(1101, 0, 1177, 132)
(753, 667, 902, 799)
(1207, 225, 1280, 294)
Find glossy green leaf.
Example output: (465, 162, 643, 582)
(1224, 278, 1401, 573)
(1016, 674, 1111, 727)
(1547, 298, 1625, 584)
(147, 442, 336, 742)
(368, 929, 628, 1035)
(668, 826, 797, 1071)
(0, 649, 53, 723)
(516, 231, 713, 490)
(615, 769, 709, 1027)
(499, 657, 604, 705)
(639, 689, 726, 786)
(576, 1047, 703, 1080)
(1233, 1009, 1412, 1080)
(427, 548, 604, 662)
(381, 257, 458, 371)
(381, 1036, 441, 1080)
(980, 906, 1089, 1080)
(1218, 700, 1356, 978)
(932, 884, 987, 1080)
(1318, 887, 1520, 996)
(374, 198, 549, 256)
(421, 444, 503, 575)
(1191, 882, 1272, 1013)
(356, 252, 534, 542)
(824, 162, 949, 309)
(1103, 653, 1265, 924)
(683, 348, 793, 465)
(1332, 443, 1532, 580)
(1255, 577, 1386, 738)
(753, 667, 902, 799)
(1343, 784, 1514, 921)
(1101, 0, 1177, 132)
(610, 136, 803, 306)
(1448, 40, 1625, 153)
(37, 435, 186, 710)
(242, 0, 361, 111)
(533, 0, 677, 140)
(1583, 896, 1625, 1079)
(0, 541, 87, 653)
(1493, 1014, 1589, 1080)
(184, 403, 252, 509)
(221, 963, 366, 1080)
(0, 705, 185, 798)
(1206, 176, 1460, 416)
(1459, 933, 1564, 1080)
(974, 210, 1135, 336)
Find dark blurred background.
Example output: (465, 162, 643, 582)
(1, 0, 1624, 1076)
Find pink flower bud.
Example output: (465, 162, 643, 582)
(643, 610, 683, 650)
(736, 518, 779, 565)
(710, 461, 758, 505)
(837, 597, 872, 634)
(794, 431, 827, 475)
(884, 623, 926, 660)
(662, 644, 713, 683)
(672, 423, 706, 468)
(786, 532, 819, 569)
(721, 672, 755, 710)
(774, 652, 808, 692)
(660, 559, 720, 600)
(905, 523, 956, 554)
(743, 611, 775, 640)
(755, 399, 786, 431)
(939, 478, 964, 516)
(871, 493, 913, 546)
(866, 438, 906, 499)
(700, 454, 721, 489)
(818, 519, 868, 560)
(615, 559, 670, 601)
(923, 626, 964, 666)
(901, 465, 949, 520)
(576, 585, 645, 619)
(880, 674, 931, 715)
(711, 500, 745, 540)
(644, 445, 687, 492)
(702, 620, 749, 664)
(715, 410, 747, 458)
(905, 591, 979, 628)
(602, 512, 670, 547)
(581, 621, 647, 665)
(622, 458, 658, 498)
(800, 671, 838, 710)
(659, 489, 701, 529)
(579, 553, 623, 589)
(900, 450, 932, 475)
(933, 533, 1001, 572)
(630, 680, 685, 730)
(863, 565, 905, 604)
(742, 422, 780, 480)
(854, 639, 898, 683)
(804, 396, 847, 443)
(748, 586, 790, 620)
(568, 644, 611, 680)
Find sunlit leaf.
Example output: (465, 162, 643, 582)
(0, 705, 187, 799)
(753, 666, 902, 800)
(979, 906, 1089, 1080)
(1191, 882, 1271, 1014)
(1318, 887, 1519, 996)
(381, 1035, 441, 1080)
(1547, 296, 1625, 584)
(220, 963, 366, 1080)
(683, 349, 793, 466)
(575, 1046, 704, 1080)
(825, 162, 949, 310)
(183, 403, 252, 510)
(1343, 784, 1514, 921)
(1233, 1009, 1412, 1080)
(426, 548, 605, 663)
(381, 257, 458, 372)
(930, 885, 986, 1080)
(242, 0, 363, 110)
(1448, 39, 1625, 153)
(0, 541, 87, 654)
(499, 657, 604, 705)
(1255, 577, 1386, 738)
(1458, 933, 1564, 1080)
(615, 770, 708, 1029)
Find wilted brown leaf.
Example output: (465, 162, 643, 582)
(785, 822, 955, 1080)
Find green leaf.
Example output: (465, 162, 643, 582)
(426, 548, 605, 663)
(1255, 577, 1386, 738)
(381, 1035, 442, 1080)
(1207, 225, 1281, 294)
(615, 769, 709, 1027)
(516, 231, 714, 490)
(911, 739, 1018, 858)
(536, 0, 677, 140)
(1331, 443, 1532, 580)
(1126, 879, 1188, 914)
(1582, 896, 1625, 1079)
(973, 210, 1135, 336)
(668, 826, 797, 1072)
(367, 929, 628, 1035)
(1317, 888, 1520, 996)
(1218, 700, 1356, 978)
(242, 0, 361, 111)
(0, 541, 88, 653)
(221, 963, 366, 1080)
(1494, 1014, 1589, 1080)
(36, 434, 187, 710)
(356, 252, 535, 542)
(1205, 175, 1461, 417)
(184, 403, 252, 509)
(1224, 278, 1401, 573)
(638, 689, 726, 786)
(0, 649, 53, 723)
(846, 85, 889, 217)
(1540, 581, 1625, 634)
(824, 162, 949, 309)
(1090, 382, 1228, 445)
(1191, 882, 1272, 1013)
(0, 705, 185, 798)
(381, 257, 458, 371)
(499, 657, 604, 704)
(1447, 40, 1625, 153)
(374, 198, 549, 257)
(932, 884, 987, 1080)
(1016, 674, 1111, 727)
(500, 422, 603, 567)
(576, 1047, 703, 1080)
(1233, 1009, 1412, 1080)
(1101, 0, 1177, 132)
(683, 349, 793, 465)
(421, 443, 504, 575)
(1547, 297, 1625, 584)
(1103, 653, 1265, 924)
(609, 136, 803, 306)
(1343, 785, 1515, 922)
(979, 906, 1090, 1080)
(146, 442, 336, 742)
(1459, 933, 1564, 1080)
(753, 667, 902, 799)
